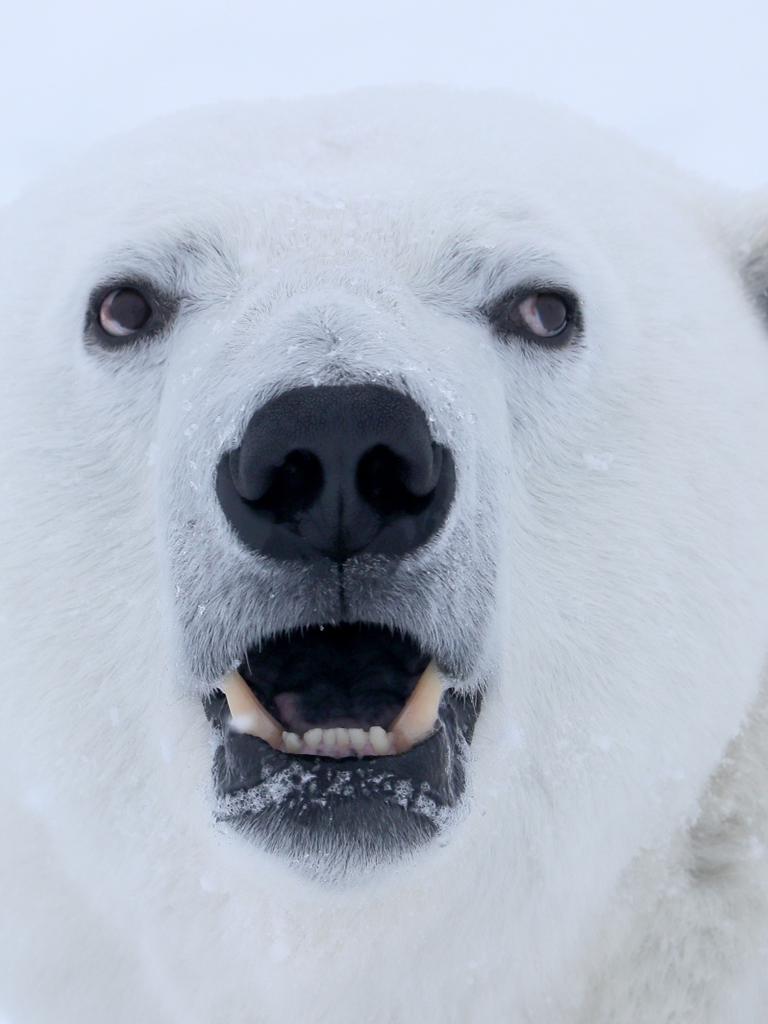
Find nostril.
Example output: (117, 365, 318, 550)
(217, 384, 456, 563)
(245, 449, 324, 524)
(356, 445, 436, 518)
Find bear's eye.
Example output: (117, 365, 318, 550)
(485, 288, 578, 348)
(518, 293, 569, 338)
(87, 280, 177, 350)
(98, 288, 153, 338)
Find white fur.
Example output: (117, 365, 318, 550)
(2, 88, 768, 1022)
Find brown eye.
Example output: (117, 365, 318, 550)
(98, 288, 153, 338)
(517, 293, 570, 339)
(485, 287, 579, 348)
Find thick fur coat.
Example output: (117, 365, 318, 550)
(2, 89, 768, 1022)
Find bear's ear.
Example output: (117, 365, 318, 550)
(736, 197, 768, 323)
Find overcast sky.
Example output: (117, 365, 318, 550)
(2, 0, 766, 202)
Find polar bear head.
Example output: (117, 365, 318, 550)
(2, 90, 768, 901)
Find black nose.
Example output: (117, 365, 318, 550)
(216, 384, 456, 563)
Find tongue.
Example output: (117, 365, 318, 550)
(273, 691, 404, 733)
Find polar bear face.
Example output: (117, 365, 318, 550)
(2, 91, 768, 893)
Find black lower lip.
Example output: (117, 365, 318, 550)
(206, 688, 480, 874)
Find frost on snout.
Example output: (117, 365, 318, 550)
(190, 380, 482, 871)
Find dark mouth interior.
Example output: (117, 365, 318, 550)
(237, 623, 430, 734)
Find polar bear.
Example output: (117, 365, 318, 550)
(1, 88, 768, 1024)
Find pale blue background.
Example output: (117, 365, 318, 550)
(2, 0, 766, 201)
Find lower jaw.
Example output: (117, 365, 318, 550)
(210, 692, 479, 877)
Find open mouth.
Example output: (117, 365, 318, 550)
(204, 622, 481, 874)
(217, 623, 442, 757)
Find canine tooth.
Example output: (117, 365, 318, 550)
(221, 671, 282, 747)
(335, 728, 351, 754)
(349, 728, 367, 754)
(304, 728, 323, 752)
(369, 726, 390, 754)
(390, 661, 443, 753)
(221, 671, 262, 719)
(283, 731, 302, 754)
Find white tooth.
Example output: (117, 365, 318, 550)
(322, 728, 337, 753)
(221, 671, 282, 747)
(390, 661, 443, 753)
(349, 728, 367, 754)
(283, 731, 302, 754)
(369, 726, 390, 755)
(304, 728, 323, 752)
(335, 728, 351, 755)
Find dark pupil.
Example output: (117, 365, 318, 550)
(535, 294, 567, 333)
(111, 289, 150, 330)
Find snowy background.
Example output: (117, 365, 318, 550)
(2, 0, 766, 203)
